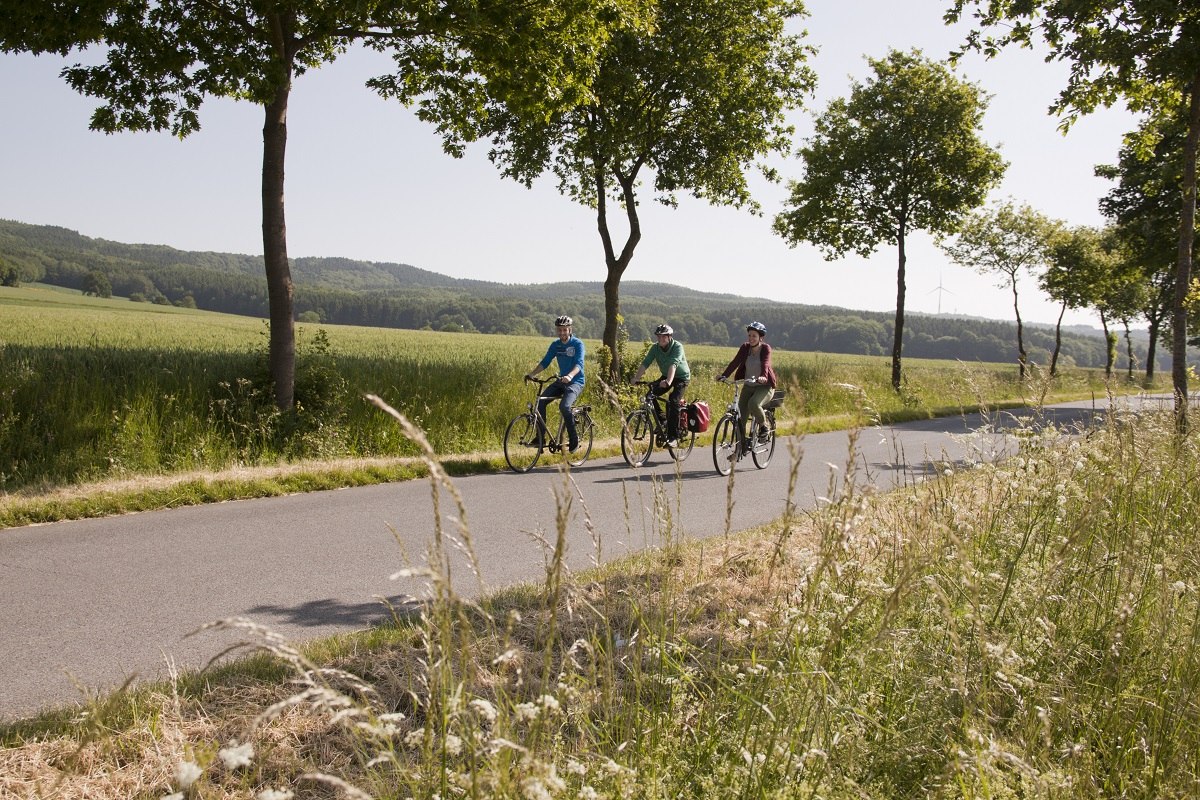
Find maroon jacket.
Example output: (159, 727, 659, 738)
(720, 342, 777, 388)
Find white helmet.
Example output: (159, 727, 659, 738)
(654, 324, 673, 336)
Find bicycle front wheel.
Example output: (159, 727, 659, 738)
(561, 411, 595, 467)
(621, 408, 654, 467)
(711, 414, 738, 476)
(751, 418, 776, 469)
(504, 413, 542, 473)
(668, 429, 696, 462)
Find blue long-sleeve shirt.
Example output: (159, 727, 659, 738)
(539, 336, 585, 385)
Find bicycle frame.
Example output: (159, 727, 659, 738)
(712, 377, 779, 476)
(504, 375, 595, 473)
(620, 380, 696, 466)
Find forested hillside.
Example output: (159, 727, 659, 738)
(0, 218, 1158, 370)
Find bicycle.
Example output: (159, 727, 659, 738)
(620, 381, 696, 467)
(503, 375, 595, 473)
(711, 378, 786, 476)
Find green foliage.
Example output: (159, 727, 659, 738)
(946, 0, 1200, 419)
(81, 269, 112, 298)
(775, 49, 1005, 258)
(464, 0, 816, 377)
(775, 48, 1006, 388)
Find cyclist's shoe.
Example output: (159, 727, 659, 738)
(665, 438, 677, 448)
(568, 440, 579, 453)
(757, 428, 771, 444)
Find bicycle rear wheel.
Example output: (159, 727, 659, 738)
(504, 413, 542, 473)
(621, 408, 654, 467)
(668, 429, 695, 462)
(751, 418, 776, 469)
(711, 414, 738, 476)
(561, 411, 595, 466)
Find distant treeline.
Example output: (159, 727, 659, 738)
(0, 219, 1160, 370)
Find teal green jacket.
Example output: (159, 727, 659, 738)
(641, 340, 690, 382)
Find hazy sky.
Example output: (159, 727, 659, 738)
(0, 0, 1141, 328)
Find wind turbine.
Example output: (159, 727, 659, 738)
(928, 274, 954, 314)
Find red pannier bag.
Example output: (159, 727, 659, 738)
(685, 400, 711, 433)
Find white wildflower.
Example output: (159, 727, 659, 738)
(163, 793, 184, 800)
(565, 759, 587, 776)
(174, 760, 203, 789)
(444, 734, 463, 756)
(257, 790, 295, 800)
(1172, 581, 1189, 594)
(521, 776, 552, 800)
(404, 728, 427, 748)
(539, 694, 561, 714)
(515, 702, 540, 721)
(493, 649, 520, 666)
(580, 787, 599, 800)
(218, 741, 254, 770)
(470, 698, 498, 722)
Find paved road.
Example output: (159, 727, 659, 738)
(0, 397, 1161, 721)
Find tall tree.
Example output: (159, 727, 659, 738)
(445, 0, 815, 382)
(940, 201, 1062, 380)
(774, 49, 1005, 391)
(947, 0, 1200, 427)
(1097, 112, 1198, 382)
(1041, 225, 1119, 376)
(2, 0, 635, 409)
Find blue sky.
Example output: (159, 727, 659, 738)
(0, 0, 1141, 328)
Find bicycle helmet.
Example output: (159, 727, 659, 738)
(555, 315, 573, 327)
(654, 324, 674, 336)
(746, 321, 767, 335)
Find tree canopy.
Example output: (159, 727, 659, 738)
(2, 0, 640, 409)
(446, 0, 815, 381)
(947, 0, 1200, 425)
(774, 48, 1006, 390)
(940, 201, 1062, 379)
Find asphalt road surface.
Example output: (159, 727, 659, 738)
(0, 397, 1165, 722)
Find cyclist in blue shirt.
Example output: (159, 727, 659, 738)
(525, 315, 586, 452)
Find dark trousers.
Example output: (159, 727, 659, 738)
(653, 379, 689, 440)
(537, 380, 583, 448)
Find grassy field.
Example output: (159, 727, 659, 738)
(1, 396, 1196, 798)
(1, 283, 1159, 528)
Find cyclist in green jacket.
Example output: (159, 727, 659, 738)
(632, 323, 691, 446)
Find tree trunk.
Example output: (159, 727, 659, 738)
(1171, 69, 1200, 431)
(1145, 306, 1161, 383)
(1010, 273, 1027, 381)
(1124, 321, 1136, 382)
(262, 89, 294, 411)
(891, 224, 907, 392)
(1100, 310, 1114, 378)
(1049, 299, 1066, 377)
(598, 165, 642, 383)
(262, 23, 295, 412)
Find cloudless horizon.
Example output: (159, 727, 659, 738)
(1, 1, 1143, 330)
